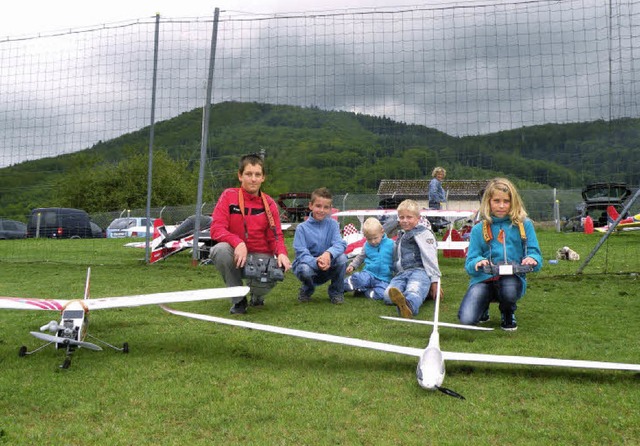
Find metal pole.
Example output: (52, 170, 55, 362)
(145, 14, 160, 264)
(192, 8, 220, 265)
(576, 188, 640, 274)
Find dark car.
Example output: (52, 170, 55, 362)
(563, 182, 632, 231)
(27, 207, 104, 239)
(0, 218, 27, 239)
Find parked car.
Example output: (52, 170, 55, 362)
(562, 182, 632, 231)
(0, 218, 27, 239)
(26, 207, 104, 239)
(106, 217, 156, 238)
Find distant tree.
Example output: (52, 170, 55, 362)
(56, 150, 197, 212)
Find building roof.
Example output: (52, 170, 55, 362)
(377, 179, 488, 201)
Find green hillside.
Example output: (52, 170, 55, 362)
(1, 101, 638, 219)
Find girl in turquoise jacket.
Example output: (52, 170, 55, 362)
(458, 178, 542, 331)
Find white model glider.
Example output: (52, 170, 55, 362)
(161, 280, 640, 397)
(0, 268, 249, 368)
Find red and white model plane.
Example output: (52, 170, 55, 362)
(161, 280, 640, 398)
(0, 268, 249, 368)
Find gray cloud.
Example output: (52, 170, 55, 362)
(1, 0, 638, 167)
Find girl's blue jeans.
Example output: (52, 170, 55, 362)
(458, 275, 523, 325)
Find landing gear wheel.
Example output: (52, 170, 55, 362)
(18, 346, 27, 357)
(122, 342, 129, 354)
(61, 357, 71, 369)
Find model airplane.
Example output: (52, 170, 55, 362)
(594, 205, 640, 233)
(0, 268, 249, 368)
(334, 208, 475, 255)
(126, 215, 292, 263)
(161, 279, 640, 397)
(125, 215, 215, 263)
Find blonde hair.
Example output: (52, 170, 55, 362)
(362, 217, 384, 236)
(478, 178, 528, 225)
(431, 167, 446, 177)
(396, 199, 421, 217)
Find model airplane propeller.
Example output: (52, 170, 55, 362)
(162, 278, 640, 397)
(0, 268, 249, 369)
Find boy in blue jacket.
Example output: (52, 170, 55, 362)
(344, 217, 394, 300)
(293, 187, 347, 304)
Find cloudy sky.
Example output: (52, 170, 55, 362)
(0, 0, 426, 37)
(1, 0, 638, 167)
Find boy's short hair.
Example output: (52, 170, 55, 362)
(239, 153, 265, 174)
(310, 187, 332, 203)
(396, 199, 420, 217)
(362, 217, 383, 236)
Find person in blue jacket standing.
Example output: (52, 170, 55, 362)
(458, 178, 542, 331)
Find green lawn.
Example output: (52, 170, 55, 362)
(0, 230, 639, 445)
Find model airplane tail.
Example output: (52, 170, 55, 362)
(84, 267, 91, 299)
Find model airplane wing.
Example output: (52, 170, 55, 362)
(161, 305, 424, 357)
(0, 297, 66, 311)
(161, 306, 640, 373)
(0, 286, 249, 311)
(333, 209, 474, 219)
(380, 316, 494, 331)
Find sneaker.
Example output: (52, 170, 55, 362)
(479, 309, 490, 323)
(388, 287, 413, 319)
(500, 312, 517, 331)
(230, 297, 248, 315)
(298, 290, 312, 303)
(330, 295, 344, 305)
(249, 296, 264, 307)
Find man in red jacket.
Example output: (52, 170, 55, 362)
(210, 153, 291, 314)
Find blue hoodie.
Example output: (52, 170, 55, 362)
(465, 216, 543, 295)
(293, 215, 346, 270)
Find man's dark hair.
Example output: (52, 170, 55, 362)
(239, 153, 265, 174)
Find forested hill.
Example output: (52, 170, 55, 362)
(1, 101, 638, 218)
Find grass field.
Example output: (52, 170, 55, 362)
(0, 229, 639, 445)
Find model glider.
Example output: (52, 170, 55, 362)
(594, 205, 640, 233)
(161, 280, 640, 397)
(0, 268, 249, 368)
(334, 209, 474, 255)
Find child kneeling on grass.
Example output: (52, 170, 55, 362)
(292, 187, 347, 304)
(344, 217, 394, 300)
(457, 178, 542, 331)
(384, 199, 442, 319)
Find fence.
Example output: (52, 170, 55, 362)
(1, 1, 639, 272)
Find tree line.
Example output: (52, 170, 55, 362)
(1, 101, 637, 220)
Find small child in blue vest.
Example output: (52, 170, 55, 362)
(344, 217, 394, 300)
(457, 178, 542, 331)
(384, 199, 442, 318)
